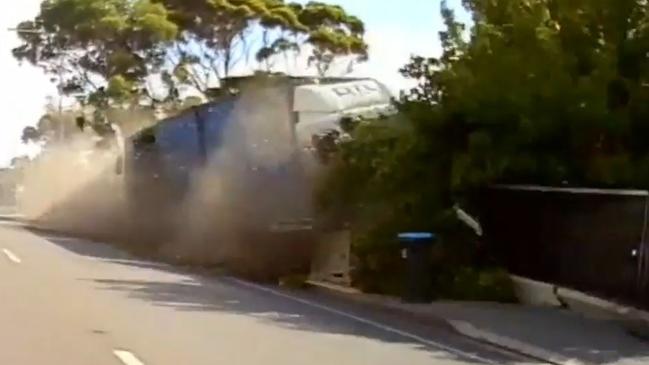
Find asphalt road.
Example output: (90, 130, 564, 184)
(0, 221, 546, 365)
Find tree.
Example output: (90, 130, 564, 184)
(21, 126, 43, 145)
(359, 0, 649, 195)
(162, 0, 267, 91)
(297, 1, 368, 76)
(13, 0, 179, 111)
(255, 1, 306, 71)
(15, 1, 369, 108)
(432, 0, 649, 188)
(316, 0, 649, 296)
(256, 1, 369, 76)
(162, 0, 369, 97)
(20, 98, 77, 145)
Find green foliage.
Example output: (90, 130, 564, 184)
(299, 1, 368, 75)
(279, 274, 309, 288)
(162, 0, 368, 89)
(14, 0, 369, 108)
(436, 267, 517, 303)
(21, 126, 42, 144)
(13, 0, 179, 109)
(317, 0, 649, 301)
(321, 0, 649, 217)
(21, 103, 83, 146)
(106, 75, 135, 103)
(433, 0, 649, 189)
(348, 214, 516, 302)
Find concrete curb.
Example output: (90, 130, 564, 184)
(448, 320, 588, 365)
(556, 287, 645, 318)
(306, 280, 578, 364)
(556, 287, 649, 340)
(509, 274, 649, 341)
(305, 280, 454, 330)
(510, 275, 564, 308)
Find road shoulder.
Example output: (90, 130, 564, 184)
(306, 280, 649, 365)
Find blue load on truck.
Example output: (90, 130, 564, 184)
(120, 75, 394, 278)
(125, 97, 237, 204)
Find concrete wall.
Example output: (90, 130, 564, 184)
(310, 230, 352, 285)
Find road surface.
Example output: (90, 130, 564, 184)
(0, 221, 545, 365)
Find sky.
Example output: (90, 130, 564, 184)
(0, 0, 467, 167)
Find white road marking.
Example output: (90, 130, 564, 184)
(113, 350, 145, 365)
(2, 249, 21, 264)
(228, 278, 499, 364)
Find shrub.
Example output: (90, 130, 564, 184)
(435, 267, 518, 303)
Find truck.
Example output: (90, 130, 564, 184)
(120, 75, 394, 278)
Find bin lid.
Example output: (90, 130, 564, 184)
(397, 232, 436, 242)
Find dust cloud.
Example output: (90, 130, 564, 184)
(164, 82, 316, 278)
(17, 135, 129, 242)
(17, 82, 318, 279)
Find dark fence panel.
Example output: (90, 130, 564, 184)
(482, 186, 649, 307)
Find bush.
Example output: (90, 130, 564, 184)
(279, 274, 309, 289)
(350, 227, 405, 295)
(347, 219, 517, 303)
(436, 267, 518, 303)
(350, 235, 517, 302)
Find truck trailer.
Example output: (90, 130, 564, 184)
(121, 75, 394, 278)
